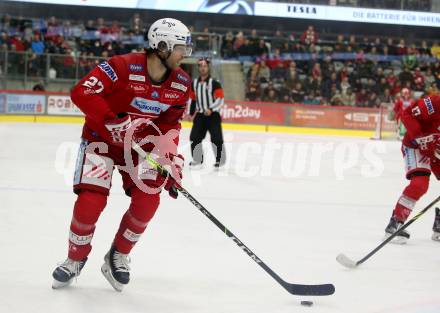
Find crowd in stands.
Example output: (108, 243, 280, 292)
(0, 14, 439, 108)
(234, 26, 440, 107)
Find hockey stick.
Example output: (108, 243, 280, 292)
(132, 143, 335, 296)
(337, 195, 440, 269)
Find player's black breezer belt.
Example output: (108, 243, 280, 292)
(133, 143, 335, 296)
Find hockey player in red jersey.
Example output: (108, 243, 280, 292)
(392, 88, 415, 139)
(385, 94, 440, 243)
(52, 18, 192, 291)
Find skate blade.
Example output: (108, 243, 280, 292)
(432, 232, 440, 241)
(384, 233, 408, 245)
(101, 263, 124, 292)
(189, 164, 203, 170)
(52, 278, 73, 289)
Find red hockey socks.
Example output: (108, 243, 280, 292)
(68, 190, 108, 260)
(113, 187, 160, 254)
(393, 175, 429, 222)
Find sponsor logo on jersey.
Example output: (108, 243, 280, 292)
(129, 83, 147, 92)
(129, 64, 144, 72)
(171, 82, 187, 92)
(130, 97, 170, 114)
(129, 74, 146, 82)
(424, 97, 434, 115)
(177, 73, 189, 83)
(98, 61, 118, 81)
(151, 91, 159, 99)
(163, 91, 181, 100)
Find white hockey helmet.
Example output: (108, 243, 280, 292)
(147, 18, 192, 57)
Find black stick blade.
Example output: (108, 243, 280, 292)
(285, 282, 335, 296)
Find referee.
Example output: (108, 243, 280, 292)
(189, 57, 226, 168)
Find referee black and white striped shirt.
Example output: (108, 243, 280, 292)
(190, 76, 225, 114)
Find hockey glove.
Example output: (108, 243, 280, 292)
(104, 112, 135, 148)
(164, 154, 184, 199)
(414, 133, 440, 160)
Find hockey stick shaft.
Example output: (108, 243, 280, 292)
(356, 195, 440, 266)
(132, 143, 334, 296)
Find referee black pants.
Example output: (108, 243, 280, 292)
(190, 112, 225, 164)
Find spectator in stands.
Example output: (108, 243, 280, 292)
(379, 88, 393, 105)
(322, 72, 340, 99)
(221, 31, 235, 58)
(290, 82, 305, 103)
(396, 39, 407, 55)
(403, 45, 418, 69)
(271, 62, 287, 85)
(300, 25, 318, 45)
(387, 69, 398, 91)
(9, 34, 25, 52)
(399, 67, 414, 88)
(263, 88, 278, 103)
(195, 27, 210, 51)
(31, 33, 45, 55)
(254, 39, 268, 57)
(424, 68, 437, 89)
(248, 29, 259, 51)
(0, 31, 8, 48)
(85, 19, 97, 32)
(340, 76, 351, 95)
(256, 60, 270, 84)
(129, 13, 143, 32)
(345, 34, 355, 49)
(278, 84, 291, 103)
(311, 62, 321, 80)
(233, 31, 245, 53)
(245, 82, 261, 101)
(367, 92, 380, 108)
(271, 30, 285, 51)
(431, 41, 440, 59)
(330, 85, 343, 106)
(356, 88, 369, 106)
(341, 88, 356, 106)
(413, 67, 425, 91)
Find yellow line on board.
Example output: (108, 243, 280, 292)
(0, 115, 36, 122)
(1, 115, 388, 138)
(36, 115, 85, 124)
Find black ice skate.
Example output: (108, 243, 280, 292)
(101, 246, 130, 292)
(384, 217, 410, 244)
(432, 207, 440, 241)
(189, 160, 203, 169)
(52, 257, 88, 289)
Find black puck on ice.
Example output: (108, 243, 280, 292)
(300, 300, 314, 307)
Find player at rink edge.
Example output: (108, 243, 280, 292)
(384, 94, 440, 244)
(51, 18, 192, 291)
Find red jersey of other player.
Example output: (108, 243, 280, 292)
(52, 18, 193, 292)
(384, 94, 440, 243)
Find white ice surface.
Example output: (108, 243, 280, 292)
(0, 122, 439, 313)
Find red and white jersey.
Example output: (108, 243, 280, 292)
(402, 95, 440, 147)
(393, 97, 415, 121)
(71, 52, 191, 148)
